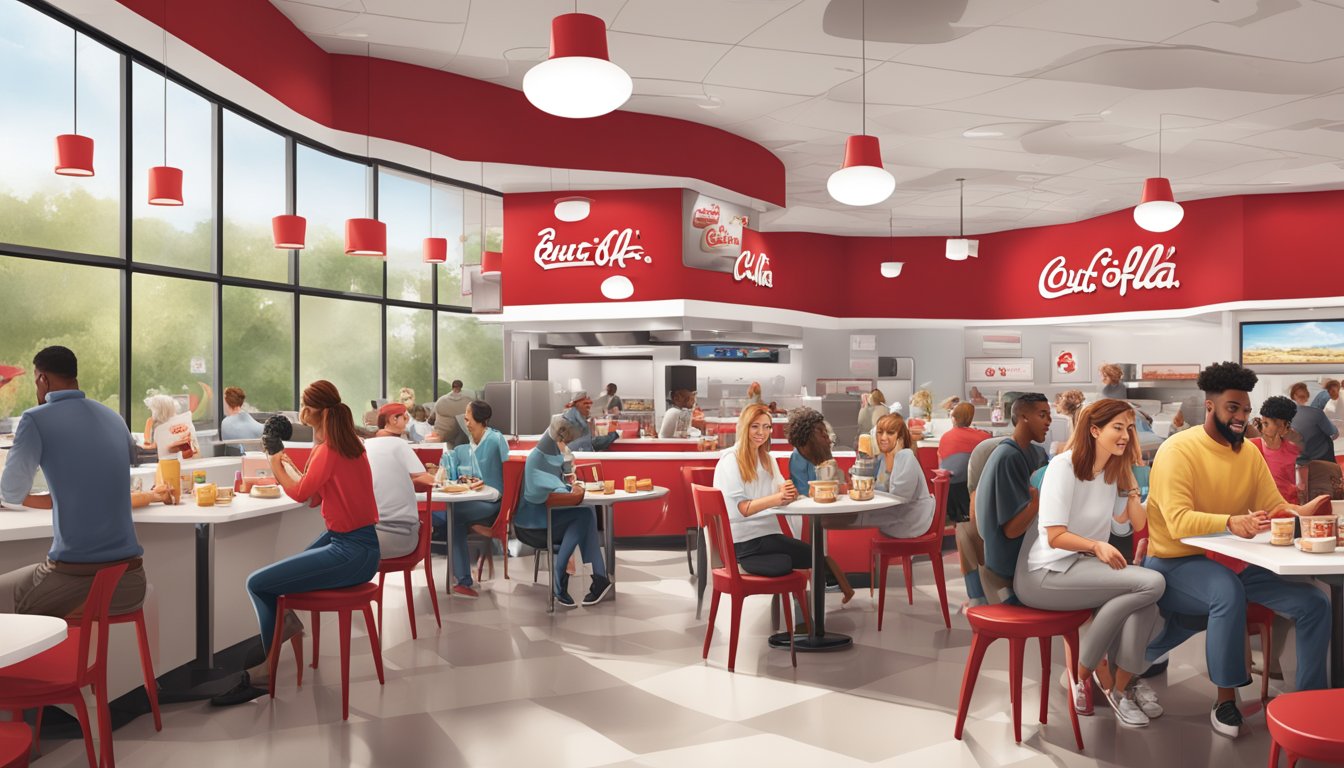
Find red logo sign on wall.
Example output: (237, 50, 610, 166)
(733, 249, 774, 288)
(532, 227, 650, 271)
(1055, 351, 1076, 374)
(1038, 244, 1180, 300)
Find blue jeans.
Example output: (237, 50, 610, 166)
(246, 526, 381, 654)
(520, 506, 606, 596)
(1144, 555, 1329, 691)
(443, 500, 499, 588)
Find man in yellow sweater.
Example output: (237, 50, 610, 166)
(1144, 362, 1330, 738)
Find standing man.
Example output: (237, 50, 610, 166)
(1290, 380, 1341, 499)
(0, 346, 156, 615)
(430, 380, 471, 447)
(562, 391, 618, 451)
(593, 383, 622, 416)
(975, 393, 1051, 604)
(1144, 362, 1330, 738)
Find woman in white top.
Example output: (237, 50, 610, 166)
(1014, 398, 1166, 728)
(1045, 389, 1085, 457)
(712, 402, 807, 576)
(862, 413, 935, 538)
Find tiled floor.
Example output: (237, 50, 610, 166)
(29, 547, 1309, 767)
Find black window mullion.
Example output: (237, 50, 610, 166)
(119, 48, 132, 426)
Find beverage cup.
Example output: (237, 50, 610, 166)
(603, 480, 615, 494)
(1270, 517, 1294, 546)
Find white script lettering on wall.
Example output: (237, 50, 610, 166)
(532, 227, 650, 271)
(1037, 244, 1180, 300)
(733, 249, 774, 288)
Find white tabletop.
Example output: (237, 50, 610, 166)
(0, 494, 308, 542)
(581, 487, 669, 505)
(1181, 532, 1344, 576)
(430, 486, 500, 504)
(776, 494, 898, 517)
(0, 614, 67, 667)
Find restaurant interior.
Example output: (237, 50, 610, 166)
(3, 0, 1344, 766)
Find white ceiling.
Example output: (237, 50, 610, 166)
(271, 0, 1344, 236)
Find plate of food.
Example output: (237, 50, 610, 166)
(249, 484, 282, 499)
(582, 481, 605, 493)
(439, 483, 468, 494)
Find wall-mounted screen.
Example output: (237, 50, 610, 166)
(689, 344, 779, 363)
(1241, 320, 1344, 366)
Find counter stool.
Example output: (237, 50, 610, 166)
(0, 722, 30, 768)
(1267, 689, 1344, 767)
(269, 583, 385, 721)
(954, 604, 1090, 750)
(108, 606, 162, 731)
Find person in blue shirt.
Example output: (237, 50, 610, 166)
(975, 393, 1051, 604)
(220, 386, 265, 441)
(437, 400, 509, 599)
(560, 391, 618, 452)
(1309, 379, 1340, 411)
(0, 346, 162, 616)
(515, 415, 610, 608)
(784, 406, 854, 602)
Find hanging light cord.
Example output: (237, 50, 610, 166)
(72, 28, 78, 133)
(161, 0, 167, 165)
(366, 43, 371, 161)
(861, 0, 866, 135)
(1158, 113, 1164, 178)
(957, 177, 966, 237)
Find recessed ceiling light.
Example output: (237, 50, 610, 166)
(962, 128, 1004, 138)
(338, 31, 369, 38)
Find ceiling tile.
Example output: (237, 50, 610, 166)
(334, 13, 464, 52)
(272, 0, 362, 36)
(358, 0, 470, 24)
(996, 0, 1266, 43)
(1163, 2, 1344, 63)
(704, 47, 859, 96)
(611, 0, 795, 45)
(893, 25, 1123, 76)
(606, 32, 731, 83)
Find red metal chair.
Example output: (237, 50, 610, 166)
(870, 469, 952, 630)
(376, 488, 440, 639)
(0, 563, 128, 768)
(108, 605, 162, 731)
(270, 582, 385, 721)
(954, 604, 1089, 749)
(1247, 601, 1276, 702)
(915, 446, 940, 491)
(0, 723, 29, 768)
(474, 459, 524, 582)
(691, 483, 811, 672)
(1268, 689, 1344, 767)
(573, 462, 602, 482)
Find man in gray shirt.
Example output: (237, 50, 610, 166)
(975, 394, 1051, 604)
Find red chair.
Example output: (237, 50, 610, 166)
(108, 605, 162, 731)
(1247, 602, 1276, 702)
(0, 723, 29, 768)
(270, 582, 385, 721)
(682, 466, 717, 619)
(474, 459, 524, 582)
(0, 563, 128, 768)
(954, 604, 1089, 749)
(1268, 689, 1344, 766)
(376, 488, 440, 640)
(915, 446, 940, 491)
(870, 469, 952, 630)
(691, 484, 811, 672)
(574, 462, 602, 483)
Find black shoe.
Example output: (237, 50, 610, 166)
(554, 573, 577, 609)
(431, 524, 447, 542)
(1139, 658, 1169, 679)
(210, 672, 267, 706)
(1211, 699, 1243, 738)
(583, 575, 613, 606)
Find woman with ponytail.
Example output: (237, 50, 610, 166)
(212, 380, 382, 706)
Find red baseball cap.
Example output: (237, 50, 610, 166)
(378, 402, 408, 418)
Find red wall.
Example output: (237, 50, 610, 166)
(503, 189, 1344, 320)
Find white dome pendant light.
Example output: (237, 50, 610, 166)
(1134, 114, 1184, 233)
(827, 0, 894, 207)
(524, 4, 632, 119)
(945, 178, 979, 261)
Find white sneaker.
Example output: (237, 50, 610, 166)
(1129, 678, 1164, 718)
(1211, 699, 1243, 738)
(1104, 687, 1149, 727)
(1058, 671, 1093, 715)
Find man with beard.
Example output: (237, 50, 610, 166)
(1144, 361, 1330, 738)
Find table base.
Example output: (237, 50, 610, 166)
(767, 631, 853, 651)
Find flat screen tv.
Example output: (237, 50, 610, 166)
(689, 344, 779, 363)
(1240, 320, 1344, 367)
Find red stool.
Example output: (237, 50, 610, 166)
(0, 723, 30, 768)
(1247, 602, 1275, 703)
(108, 608, 162, 732)
(954, 604, 1090, 750)
(268, 583, 385, 721)
(1268, 690, 1344, 767)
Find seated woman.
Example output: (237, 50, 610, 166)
(713, 403, 805, 576)
(515, 416, 611, 608)
(212, 380, 381, 705)
(1250, 395, 1302, 505)
(866, 413, 935, 538)
(439, 400, 509, 599)
(1013, 398, 1166, 727)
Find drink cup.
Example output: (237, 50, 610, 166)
(603, 480, 615, 494)
(1270, 517, 1294, 546)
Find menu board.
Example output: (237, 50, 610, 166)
(682, 190, 751, 273)
(965, 358, 1035, 383)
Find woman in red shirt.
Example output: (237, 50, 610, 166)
(1250, 395, 1303, 506)
(212, 380, 381, 705)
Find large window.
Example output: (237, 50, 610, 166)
(379, 169, 435, 304)
(131, 63, 214, 272)
(222, 286, 293, 412)
(299, 296, 380, 415)
(130, 273, 217, 431)
(437, 313, 503, 396)
(0, 4, 121, 257)
(386, 306, 433, 409)
(0, 256, 121, 417)
(297, 145, 382, 296)
(223, 111, 289, 283)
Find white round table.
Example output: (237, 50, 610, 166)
(583, 487, 671, 590)
(431, 485, 501, 595)
(0, 614, 67, 667)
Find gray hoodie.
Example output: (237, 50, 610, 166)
(433, 391, 470, 445)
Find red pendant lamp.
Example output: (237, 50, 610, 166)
(523, 10, 632, 119)
(481, 250, 502, 280)
(423, 177, 447, 263)
(271, 215, 306, 250)
(55, 30, 94, 177)
(1133, 115, 1184, 233)
(826, 0, 894, 207)
(344, 44, 385, 257)
(148, 2, 182, 206)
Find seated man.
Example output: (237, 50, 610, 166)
(220, 386, 265, 441)
(783, 406, 854, 601)
(974, 393, 1051, 605)
(0, 346, 159, 616)
(561, 391, 618, 451)
(1144, 362, 1329, 738)
(364, 403, 436, 560)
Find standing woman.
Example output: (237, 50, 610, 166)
(211, 380, 381, 705)
(1014, 399, 1166, 727)
(1099, 364, 1127, 400)
(441, 400, 510, 599)
(713, 403, 805, 576)
(857, 389, 888, 436)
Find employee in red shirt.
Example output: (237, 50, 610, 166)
(212, 380, 381, 706)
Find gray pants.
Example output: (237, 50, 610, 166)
(1015, 555, 1165, 674)
(376, 522, 419, 560)
(0, 559, 147, 618)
